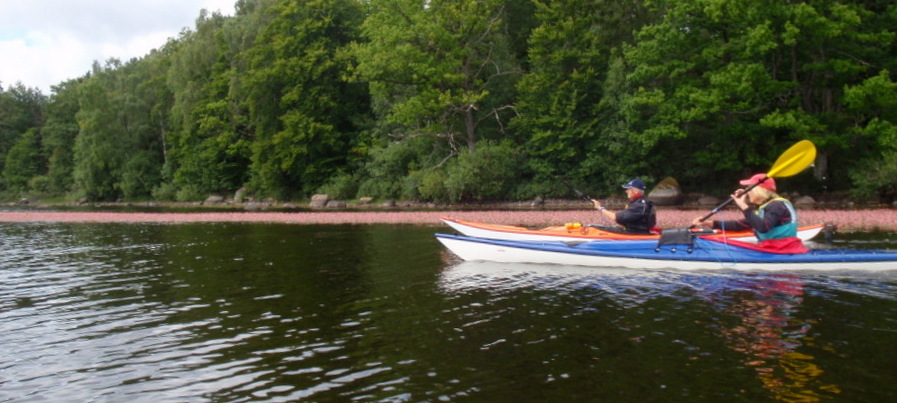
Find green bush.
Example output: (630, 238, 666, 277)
(316, 172, 359, 200)
(28, 175, 52, 194)
(358, 136, 464, 200)
(400, 173, 422, 200)
(357, 177, 402, 199)
(416, 169, 449, 202)
(849, 150, 897, 201)
(151, 182, 178, 201)
(513, 179, 566, 200)
(442, 141, 524, 202)
(175, 184, 205, 202)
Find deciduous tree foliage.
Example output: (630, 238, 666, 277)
(623, 0, 897, 192)
(513, 0, 656, 193)
(3, 0, 897, 203)
(42, 79, 83, 193)
(73, 56, 170, 201)
(0, 83, 45, 183)
(243, 0, 369, 198)
(3, 128, 44, 192)
(345, 0, 521, 155)
(166, 10, 252, 198)
(72, 61, 127, 200)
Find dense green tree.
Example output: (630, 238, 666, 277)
(844, 70, 897, 199)
(513, 0, 656, 193)
(0, 83, 46, 182)
(73, 61, 130, 200)
(503, 0, 538, 69)
(42, 79, 83, 193)
(122, 49, 174, 199)
(623, 0, 785, 188)
(73, 55, 170, 201)
(242, 0, 369, 198)
(2, 128, 44, 192)
(166, 11, 252, 197)
(345, 0, 522, 156)
(623, 0, 897, 193)
(758, 0, 897, 190)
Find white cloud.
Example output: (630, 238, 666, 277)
(0, 0, 235, 94)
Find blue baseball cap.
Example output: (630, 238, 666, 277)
(622, 179, 645, 191)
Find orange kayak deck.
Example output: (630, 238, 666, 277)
(441, 217, 825, 242)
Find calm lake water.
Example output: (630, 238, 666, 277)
(1, 222, 896, 402)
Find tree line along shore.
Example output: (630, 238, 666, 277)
(2, 0, 896, 208)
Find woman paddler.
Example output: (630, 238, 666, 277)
(692, 173, 808, 253)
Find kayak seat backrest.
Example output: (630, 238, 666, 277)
(655, 228, 695, 253)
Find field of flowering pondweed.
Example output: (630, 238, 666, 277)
(654, 208, 897, 232)
(0, 208, 895, 232)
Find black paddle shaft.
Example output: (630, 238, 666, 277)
(561, 179, 594, 201)
(696, 181, 764, 223)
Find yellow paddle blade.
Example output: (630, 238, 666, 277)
(692, 140, 817, 225)
(767, 140, 816, 178)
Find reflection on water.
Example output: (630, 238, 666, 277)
(703, 274, 839, 401)
(437, 261, 897, 401)
(1, 222, 896, 401)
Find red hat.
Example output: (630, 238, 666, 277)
(739, 173, 776, 191)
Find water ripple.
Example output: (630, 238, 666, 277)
(2, 223, 897, 401)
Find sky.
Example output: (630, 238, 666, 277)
(0, 0, 236, 95)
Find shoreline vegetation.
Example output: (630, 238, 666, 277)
(5, 1, 897, 225)
(1, 199, 896, 232)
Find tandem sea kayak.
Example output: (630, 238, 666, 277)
(441, 217, 825, 243)
(435, 233, 897, 271)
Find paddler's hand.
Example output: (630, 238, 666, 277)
(591, 199, 602, 210)
(731, 189, 750, 209)
(692, 217, 711, 227)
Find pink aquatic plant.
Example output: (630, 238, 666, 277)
(0, 208, 894, 232)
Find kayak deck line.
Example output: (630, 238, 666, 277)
(441, 216, 826, 243)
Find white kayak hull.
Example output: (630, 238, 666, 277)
(436, 233, 897, 272)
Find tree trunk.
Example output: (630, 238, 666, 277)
(465, 106, 476, 153)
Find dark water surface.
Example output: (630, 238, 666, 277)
(1, 222, 896, 402)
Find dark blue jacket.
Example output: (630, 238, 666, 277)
(615, 196, 656, 234)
